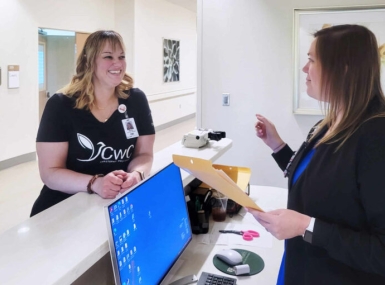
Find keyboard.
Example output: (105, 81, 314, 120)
(197, 272, 237, 285)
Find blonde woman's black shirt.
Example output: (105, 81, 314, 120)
(31, 88, 155, 216)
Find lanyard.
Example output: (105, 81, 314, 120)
(283, 124, 320, 178)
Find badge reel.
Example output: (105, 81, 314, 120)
(118, 104, 139, 139)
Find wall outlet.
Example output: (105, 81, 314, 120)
(222, 93, 230, 106)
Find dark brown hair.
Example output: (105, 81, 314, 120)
(60, 30, 134, 109)
(313, 25, 385, 148)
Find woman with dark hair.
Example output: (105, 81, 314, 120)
(31, 30, 155, 216)
(250, 25, 385, 284)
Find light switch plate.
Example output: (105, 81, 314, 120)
(222, 93, 230, 106)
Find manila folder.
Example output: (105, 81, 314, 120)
(172, 154, 263, 212)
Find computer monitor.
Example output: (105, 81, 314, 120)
(104, 163, 192, 285)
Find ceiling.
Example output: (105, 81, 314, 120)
(164, 0, 196, 13)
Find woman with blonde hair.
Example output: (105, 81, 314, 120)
(251, 25, 385, 284)
(31, 30, 155, 216)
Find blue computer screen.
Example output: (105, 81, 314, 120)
(107, 163, 191, 285)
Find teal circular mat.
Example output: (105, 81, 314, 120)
(213, 248, 264, 276)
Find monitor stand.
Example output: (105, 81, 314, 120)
(168, 274, 198, 285)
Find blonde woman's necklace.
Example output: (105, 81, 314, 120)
(97, 104, 118, 123)
(95, 104, 109, 121)
(100, 113, 111, 123)
(95, 104, 107, 110)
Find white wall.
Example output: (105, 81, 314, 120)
(0, 0, 197, 163)
(198, 0, 385, 188)
(115, 0, 135, 75)
(134, 0, 197, 127)
(0, 0, 115, 162)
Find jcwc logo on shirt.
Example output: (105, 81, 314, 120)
(76, 133, 133, 162)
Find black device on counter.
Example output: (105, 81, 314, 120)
(187, 186, 212, 234)
(208, 131, 226, 141)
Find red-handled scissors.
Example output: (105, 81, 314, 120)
(219, 230, 260, 241)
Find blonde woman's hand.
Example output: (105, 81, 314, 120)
(93, 170, 127, 199)
(255, 114, 285, 152)
(120, 172, 142, 193)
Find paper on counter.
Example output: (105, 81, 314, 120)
(197, 221, 273, 248)
(172, 155, 263, 211)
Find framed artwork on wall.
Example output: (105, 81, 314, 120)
(293, 5, 385, 115)
(163, 38, 180, 83)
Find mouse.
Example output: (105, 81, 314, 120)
(215, 249, 243, 266)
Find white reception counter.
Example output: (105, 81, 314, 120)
(0, 138, 232, 285)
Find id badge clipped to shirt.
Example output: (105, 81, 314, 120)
(122, 118, 139, 139)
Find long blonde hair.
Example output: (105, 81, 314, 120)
(60, 30, 134, 110)
(312, 25, 385, 149)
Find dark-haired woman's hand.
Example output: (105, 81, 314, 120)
(255, 114, 285, 152)
(247, 208, 311, 240)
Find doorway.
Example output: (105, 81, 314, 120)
(38, 34, 47, 121)
(37, 28, 90, 120)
